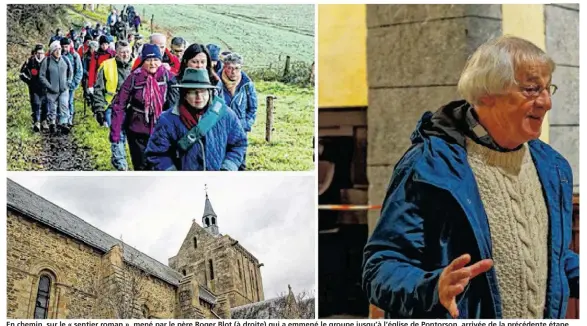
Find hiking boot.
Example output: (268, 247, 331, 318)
(49, 124, 56, 134)
(41, 120, 49, 131)
(33, 122, 40, 132)
(59, 124, 71, 135)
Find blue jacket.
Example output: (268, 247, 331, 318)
(62, 51, 83, 90)
(144, 100, 247, 171)
(362, 110, 579, 319)
(222, 71, 257, 132)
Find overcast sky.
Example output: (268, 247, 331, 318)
(8, 175, 316, 300)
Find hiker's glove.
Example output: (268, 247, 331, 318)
(88, 87, 94, 94)
(95, 111, 105, 125)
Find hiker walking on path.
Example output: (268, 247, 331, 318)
(20, 44, 47, 132)
(93, 41, 134, 171)
(178, 43, 222, 95)
(132, 33, 180, 75)
(113, 16, 127, 42)
(110, 44, 178, 170)
(107, 9, 118, 31)
(86, 36, 116, 95)
(49, 28, 63, 45)
(221, 53, 258, 170)
(170, 37, 187, 60)
(132, 14, 141, 34)
(81, 40, 99, 110)
(60, 37, 83, 127)
(145, 68, 247, 171)
(206, 44, 223, 76)
(39, 41, 73, 134)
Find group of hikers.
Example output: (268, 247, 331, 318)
(19, 6, 259, 171)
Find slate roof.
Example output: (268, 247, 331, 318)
(203, 194, 217, 217)
(7, 179, 216, 304)
(230, 297, 285, 319)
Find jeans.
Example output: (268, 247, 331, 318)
(111, 131, 128, 171)
(106, 108, 129, 171)
(46, 90, 69, 125)
(29, 89, 44, 123)
(68, 86, 77, 124)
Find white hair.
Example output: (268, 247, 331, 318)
(457, 35, 556, 106)
(149, 33, 167, 44)
(223, 52, 243, 65)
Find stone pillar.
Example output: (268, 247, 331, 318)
(54, 285, 68, 318)
(99, 244, 125, 318)
(216, 294, 231, 319)
(255, 265, 264, 301)
(366, 4, 502, 235)
(177, 275, 205, 319)
(544, 4, 580, 193)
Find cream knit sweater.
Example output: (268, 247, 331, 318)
(466, 139, 548, 318)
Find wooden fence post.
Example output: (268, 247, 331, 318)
(150, 14, 154, 34)
(266, 96, 277, 142)
(282, 55, 291, 79)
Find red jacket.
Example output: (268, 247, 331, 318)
(88, 49, 115, 88)
(77, 43, 89, 58)
(132, 48, 179, 75)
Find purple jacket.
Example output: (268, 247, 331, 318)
(109, 66, 178, 142)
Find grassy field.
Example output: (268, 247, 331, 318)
(131, 4, 314, 68)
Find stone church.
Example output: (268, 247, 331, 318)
(6, 179, 313, 319)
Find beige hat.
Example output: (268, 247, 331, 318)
(49, 40, 61, 54)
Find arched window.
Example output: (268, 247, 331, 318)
(211, 217, 216, 225)
(237, 260, 242, 281)
(209, 259, 214, 280)
(205, 217, 210, 226)
(34, 275, 51, 319)
(182, 269, 187, 276)
(193, 237, 197, 249)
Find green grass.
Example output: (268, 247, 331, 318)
(245, 81, 314, 171)
(70, 94, 117, 171)
(7, 72, 44, 171)
(132, 4, 314, 68)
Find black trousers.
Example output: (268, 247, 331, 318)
(126, 130, 150, 171)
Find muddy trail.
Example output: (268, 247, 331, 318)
(38, 129, 94, 171)
(7, 74, 95, 171)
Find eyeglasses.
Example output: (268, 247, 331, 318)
(519, 84, 558, 99)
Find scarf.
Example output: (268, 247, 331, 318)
(141, 68, 164, 133)
(179, 103, 206, 130)
(221, 70, 241, 96)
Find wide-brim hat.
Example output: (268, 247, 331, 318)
(174, 68, 216, 89)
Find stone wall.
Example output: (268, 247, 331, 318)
(7, 210, 101, 318)
(366, 4, 502, 233)
(169, 222, 264, 309)
(7, 210, 178, 319)
(546, 4, 580, 192)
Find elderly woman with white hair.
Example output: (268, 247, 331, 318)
(362, 35, 578, 319)
(221, 52, 258, 170)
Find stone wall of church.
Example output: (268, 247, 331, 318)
(7, 210, 101, 318)
(7, 210, 178, 319)
(135, 273, 177, 318)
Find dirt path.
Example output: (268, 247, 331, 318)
(7, 73, 94, 171)
(38, 128, 94, 170)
